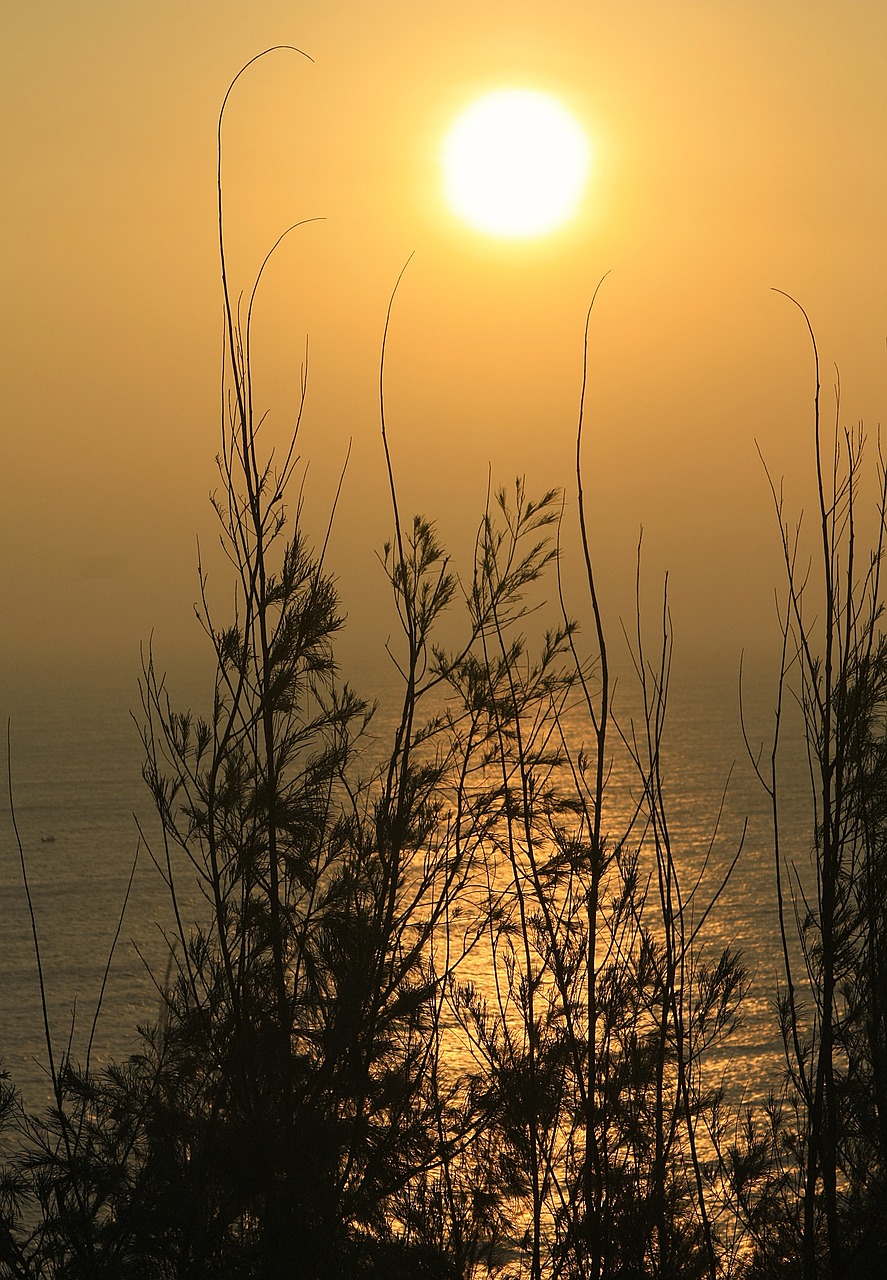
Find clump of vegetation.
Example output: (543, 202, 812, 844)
(728, 297, 887, 1280)
(1, 52, 885, 1280)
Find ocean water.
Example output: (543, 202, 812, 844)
(0, 658, 813, 1112)
(445, 661, 814, 1105)
(0, 669, 190, 1106)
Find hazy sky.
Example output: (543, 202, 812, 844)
(4, 1, 886, 698)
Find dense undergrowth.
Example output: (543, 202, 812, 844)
(2, 51, 886, 1280)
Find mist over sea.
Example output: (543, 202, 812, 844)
(1, 655, 812, 1111)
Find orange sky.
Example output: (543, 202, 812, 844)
(3, 2, 886, 698)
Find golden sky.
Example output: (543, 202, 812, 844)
(3, 1, 886, 692)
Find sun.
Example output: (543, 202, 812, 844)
(442, 89, 591, 240)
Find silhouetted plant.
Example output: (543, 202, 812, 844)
(738, 296, 887, 1279)
(387, 301, 752, 1280)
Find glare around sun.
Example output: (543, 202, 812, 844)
(442, 89, 591, 240)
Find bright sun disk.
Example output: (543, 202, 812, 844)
(442, 89, 591, 240)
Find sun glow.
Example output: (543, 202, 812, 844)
(442, 89, 591, 240)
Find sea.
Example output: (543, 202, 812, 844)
(0, 656, 814, 1114)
